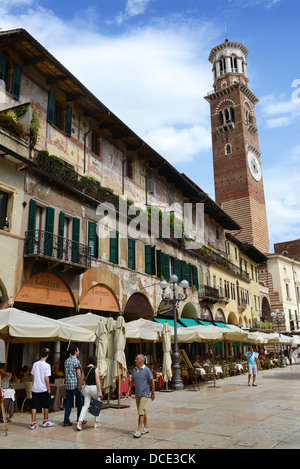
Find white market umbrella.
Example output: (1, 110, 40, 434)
(267, 332, 293, 345)
(177, 325, 224, 388)
(112, 316, 127, 407)
(125, 318, 163, 342)
(95, 319, 108, 379)
(162, 322, 172, 386)
(247, 331, 269, 344)
(0, 307, 95, 347)
(177, 324, 224, 343)
(60, 312, 109, 331)
(102, 317, 115, 396)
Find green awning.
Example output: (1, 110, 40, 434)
(153, 318, 184, 328)
(231, 342, 251, 347)
(214, 321, 230, 329)
(208, 341, 223, 348)
(179, 318, 200, 327)
(198, 320, 214, 326)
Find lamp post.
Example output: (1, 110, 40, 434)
(160, 274, 189, 390)
(271, 309, 286, 368)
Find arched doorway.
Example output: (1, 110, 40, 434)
(180, 302, 198, 320)
(123, 293, 153, 321)
(14, 272, 75, 318)
(80, 283, 120, 317)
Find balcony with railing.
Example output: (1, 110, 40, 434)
(24, 229, 91, 272)
(198, 285, 219, 304)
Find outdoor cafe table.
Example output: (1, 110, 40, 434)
(11, 382, 65, 411)
(3, 388, 18, 417)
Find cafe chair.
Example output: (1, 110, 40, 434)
(21, 381, 32, 412)
(188, 368, 200, 390)
(203, 365, 214, 382)
(229, 363, 238, 376)
(152, 371, 159, 391)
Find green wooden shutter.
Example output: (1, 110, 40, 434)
(192, 265, 199, 289)
(173, 259, 182, 282)
(128, 238, 136, 270)
(145, 245, 152, 274)
(27, 199, 36, 253)
(44, 207, 54, 257)
(88, 221, 98, 258)
(57, 211, 65, 259)
(65, 105, 72, 137)
(162, 253, 170, 281)
(47, 90, 55, 124)
(147, 169, 154, 193)
(109, 231, 119, 264)
(156, 250, 162, 278)
(183, 262, 191, 286)
(0, 51, 7, 81)
(11, 64, 22, 100)
(72, 218, 80, 263)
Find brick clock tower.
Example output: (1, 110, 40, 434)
(205, 39, 270, 254)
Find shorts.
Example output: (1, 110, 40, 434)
(31, 391, 51, 410)
(248, 364, 257, 375)
(135, 396, 148, 416)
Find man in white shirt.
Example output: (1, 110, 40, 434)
(30, 347, 54, 429)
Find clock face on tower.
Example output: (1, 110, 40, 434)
(247, 152, 262, 182)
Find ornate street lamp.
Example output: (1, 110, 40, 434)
(271, 309, 286, 368)
(160, 274, 189, 390)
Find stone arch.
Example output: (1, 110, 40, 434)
(179, 302, 198, 320)
(14, 272, 75, 308)
(215, 308, 226, 323)
(228, 311, 238, 325)
(80, 283, 120, 315)
(261, 296, 272, 319)
(0, 278, 8, 307)
(123, 292, 153, 320)
(201, 305, 213, 321)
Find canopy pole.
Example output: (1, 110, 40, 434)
(0, 375, 8, 435)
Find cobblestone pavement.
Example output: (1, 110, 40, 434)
(1, 365, 300, 450)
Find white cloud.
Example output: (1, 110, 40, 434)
(259, 93, 300, 128)
(115, 0, 152, 24)
(264, 149, 300, 247)
(0, 3, 216, 166)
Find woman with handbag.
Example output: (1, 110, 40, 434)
(77, 355, 103, 431)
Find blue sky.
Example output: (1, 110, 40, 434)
(1, 0, 300, 251)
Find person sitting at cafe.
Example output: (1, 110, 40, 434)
(192, 356, 203, 378)
(0, 363, 14, 423)
(152, 360, 160, 371)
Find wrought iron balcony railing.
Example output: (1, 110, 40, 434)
(198, 285, 219, 303)
(24, 229, 91, 269)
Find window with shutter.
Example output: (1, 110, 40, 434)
(109, 231, 119, 264)
(156, 250, 162, 278)
(65, 105, 72, 137)
(182, 262, 191, 286)
(26, 199, 37, 254)
(72, 218, 80, 263)
(128, 238, 136, 270)
(88, 221, 98, 258)
(0, 51, 7, 82)
(44, 207, 55, 257)
(11, 64, 22, 100)
(57, 211, 65, 259)
(173, 259, 182, 282)
(162, 253, 170, 281)
(47, 90, 55, 124)
(147, 169, 154, 193)
(192, 265, 199, 289)
(145, 245, 155, 275)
